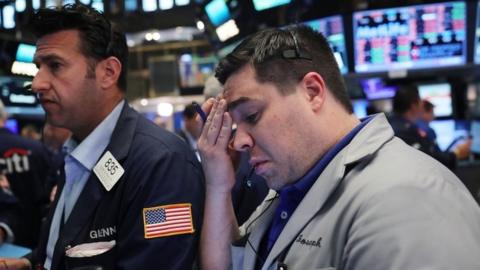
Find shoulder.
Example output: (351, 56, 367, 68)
(122, 115, 198, 169)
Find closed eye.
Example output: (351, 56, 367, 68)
(245, 112, 260, 124)
(48, 62, 61, 71)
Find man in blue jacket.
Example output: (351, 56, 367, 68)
(2, 4, 204, 270)
(0, 100, 51, 249)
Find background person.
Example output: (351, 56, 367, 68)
(0, 173, 18, 245)
(1, 4, 204, 270)
(0, 100, 51, 249)
(176, 103, 202, 161)
(416, 99, 437, 143)
(388, 85, 471, 170)
(198, 25, 480, 270)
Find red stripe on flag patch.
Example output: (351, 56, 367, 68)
(143, 203, 194, 238)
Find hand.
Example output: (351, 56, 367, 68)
(197, 98, 236, 194)
(453, 139, 471, 160)
(0, 258, 31, 270)
(0, 174, 10, 190)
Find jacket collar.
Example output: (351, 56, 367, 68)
(259, 113, 395, 269)
(49, 101, 138, 270)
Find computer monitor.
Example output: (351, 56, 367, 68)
(360, 77, 397, 100)
(178, 54, 218, 88)
(252, 0, 291, 11)
(471, 120, 480, 154)
(351, 99, 369, 118)
(15, 43, 36, 63)
(353, 1, 466, 73)
(474, 1, 480, 64)
(429, 119, 469, 151)
(205, 0, 231, 27)
(303, 16, 348, 74)
(417, 83, 453, 118)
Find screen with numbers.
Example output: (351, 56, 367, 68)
(353, 1, 466, 73)
(303, 15, 348, 74)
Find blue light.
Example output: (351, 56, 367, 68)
(92, 0, 104, 12)
(16, 44, 37, 63)
(252, 0, 291, 11)
(205, 0, 230, 26)
(125, 0, 137, 11)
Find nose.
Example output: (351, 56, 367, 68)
(31, 68, 50, 95)
(231, 127, 254, 152)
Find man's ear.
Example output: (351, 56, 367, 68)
(98, 56, 122, 89)
(300, 72, 327, 112)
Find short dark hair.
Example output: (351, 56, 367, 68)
(422, 100, 434, 112)
(29, 4, 128, 91)
(215, 25, 352, 113)
(183, 104, 197, 119)
(393, 85, 420, 114)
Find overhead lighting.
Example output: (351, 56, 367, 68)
(32, 0, 40, 10)
(127, 39, 136, 47)
(11, 61, 39, 77)
(196, 20, 205, 31)
(15, 0, 26, 12)
(159, 0, 174, 10)
(152, 32, 161, 41)
(143, 0, 157, 12)
(145, 32, 153, 41)
(91, 0, 104, 12)
(215, 19, 239, 42)
(140, 99, 148, 106)
(157, 102, 173, 117)
(3, 5, 15, 29)
(175, 0, 190, 6)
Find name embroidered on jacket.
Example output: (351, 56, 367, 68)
(295, 234, 322, 248)
(89, 226, 117, 239)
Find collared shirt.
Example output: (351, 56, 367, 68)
(44, 100, 124, 270)
(183, 129, 200, 162)
(256, 116, 373, 267)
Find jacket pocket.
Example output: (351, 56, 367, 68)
(65, 246, 115, 270)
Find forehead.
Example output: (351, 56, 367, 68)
(223, 65, 263, 102)
(223, 65, 288, 113)
(35, 30, 82, 59)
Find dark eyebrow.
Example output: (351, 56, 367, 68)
(33, 54, 64, 66)
(227, 97, 252, 112)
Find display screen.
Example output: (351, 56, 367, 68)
(352, 99, 369, 118)
(253, 0, 291, 11)
(475, 1, 480, 64)
(471, 120, 480, 153)
(353, 1, 466, 73)
(303, 16, 348, 74)
(429, 119, 469, 151)
(205, 0, 231, 26)
(418, 83, 453, 118)
(360, 77, 397, 100)
(178, 54, 218, 88)
(15, 43, 36, 63)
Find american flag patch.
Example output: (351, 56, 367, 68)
(143, 203, 194, 238)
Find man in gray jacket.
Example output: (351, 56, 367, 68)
(197, 25, 480, 270)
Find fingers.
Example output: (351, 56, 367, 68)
(196, 98, 215, 124)
(200, 99, 232, 147)
(216, 112, 232, 149)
